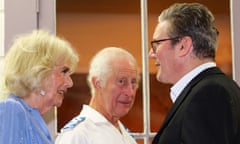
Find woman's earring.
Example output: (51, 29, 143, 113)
(40, 90, 46, 96)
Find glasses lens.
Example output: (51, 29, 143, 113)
(150, 37, 180, 53)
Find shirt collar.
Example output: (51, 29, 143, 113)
(170, 62, 216, 103)
(81, 104, 115, 124)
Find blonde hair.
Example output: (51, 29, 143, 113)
(1, 30, 79, 99)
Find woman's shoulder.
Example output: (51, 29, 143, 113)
(0, 96, 26, 115)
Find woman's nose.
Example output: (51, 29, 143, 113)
(65, 75, 73, 88)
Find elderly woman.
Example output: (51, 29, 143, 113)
(0, 30, 79, 144)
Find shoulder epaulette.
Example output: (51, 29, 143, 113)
(60, 115, 86, 132)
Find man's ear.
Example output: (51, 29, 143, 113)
(92, 77, 101, 89)
(177, 36, 193, 57)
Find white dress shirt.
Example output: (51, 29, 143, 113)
(170, 62, 216, 103)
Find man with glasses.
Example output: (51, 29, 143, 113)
(149, 3, 240, 144)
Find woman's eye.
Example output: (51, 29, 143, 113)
(62, 68, 70, 74)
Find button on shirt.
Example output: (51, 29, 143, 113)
(170, 62, 216, 103)
(0, 94, 53, 144)
(55, 105, 137, 144)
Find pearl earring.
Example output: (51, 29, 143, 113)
(40, 90, 46, 96)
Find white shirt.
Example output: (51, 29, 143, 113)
(55, 105, 137, 144)
(170, 62, 216, 103)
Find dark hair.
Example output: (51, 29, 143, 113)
(159, 3, 219, 59)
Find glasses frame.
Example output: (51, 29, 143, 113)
(150, 37, 180, 53)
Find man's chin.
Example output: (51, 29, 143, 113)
(156, 73, 161, 82)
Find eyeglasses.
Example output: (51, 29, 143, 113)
(151, 37, 180, 53)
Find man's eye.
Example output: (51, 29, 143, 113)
(131, 79, 137, 85)
(118, 79, 126, 85)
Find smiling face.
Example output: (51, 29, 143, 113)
(149, 21, 181, 84)
(95, 59, 138, 122)
(41, 65, 73, 111)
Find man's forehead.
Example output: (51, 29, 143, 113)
(115, 68, 138, 76)
(154, 21, 170, 37)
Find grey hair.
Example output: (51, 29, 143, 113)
(158, 3, 219, 59)
(87, 47, 139, 96)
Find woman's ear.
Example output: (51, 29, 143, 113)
(177, 36, 193, 57)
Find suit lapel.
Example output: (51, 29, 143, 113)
(153, 67, 223, 143)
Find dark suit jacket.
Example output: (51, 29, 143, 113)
(152, 67, 240, 144)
